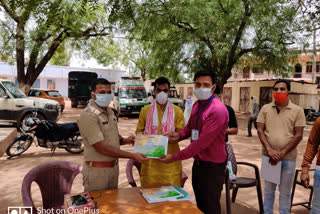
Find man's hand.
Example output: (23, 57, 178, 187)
(132, 153, 149, 163)
(267, 149, 283, 162)
(124, 135, 136, 145)
(159, 154, 174, 163)
(269, 158, 279, 166)
(300, 173, 310, 188)
(280, 148, 289, 158)
(164, 132, 180, 141)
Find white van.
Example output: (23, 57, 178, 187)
(0, 79, 60, 129)
(113, 77, 149, 115)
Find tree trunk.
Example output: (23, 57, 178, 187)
(216, 79, 225, 94)
(19, 31, 65, 94)
(19, 82, 32, 95)
(214, 66, 233, 96)
(16, 23, 26, 92)
(141, 66, 146, 82)
(23, 67, 38, 95)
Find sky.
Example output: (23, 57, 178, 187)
(70, 56, 105, 69)
(69, 54, 128, 73)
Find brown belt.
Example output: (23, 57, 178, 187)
(85, 160, 118, 168)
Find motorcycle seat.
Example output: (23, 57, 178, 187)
(56, 122, 79, 136)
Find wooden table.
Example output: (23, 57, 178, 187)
(67, 187, 203, 214)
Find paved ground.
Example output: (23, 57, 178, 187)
(0, 101, 316, 214)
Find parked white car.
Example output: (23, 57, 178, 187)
(0, 79, 60, 129)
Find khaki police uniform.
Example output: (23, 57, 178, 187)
(78, 101, 120, 192)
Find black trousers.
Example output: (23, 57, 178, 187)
(192, 160, 226, 214)
(248, 117, 257, 136)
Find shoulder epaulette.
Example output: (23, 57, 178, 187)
(86, 104, 102, 115)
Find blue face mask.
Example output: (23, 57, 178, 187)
(92, 93, 113, 107)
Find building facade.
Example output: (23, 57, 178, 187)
(0, 62, 125, 97)
(172, 53, 320, 113)
(229, 53, 320, 85)
(223, 80, 319, 112)
(225, 53, 320, 112)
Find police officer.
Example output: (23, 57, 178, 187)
(78, 78, 148, 192)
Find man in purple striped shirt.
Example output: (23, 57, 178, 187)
(160, 70, 229, 214)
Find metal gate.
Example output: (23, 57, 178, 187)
(223, 87, 232, 106)
(239, 87, 250, 112)
(259, 87, 273, 109)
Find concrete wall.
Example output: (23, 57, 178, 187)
(144, 80, 155, 94)
(289, 94, 320, 111)
(173, 83, 195, 100)
(224, 81, 275, 112)
(224, 80, 319, 112)
(290, 81, 318, 94)
(54, 78, 68, 97)
(229, 68, 274, 81)
(0, 128, 17, 157)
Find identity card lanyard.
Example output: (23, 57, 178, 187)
(191, 95, 215, 141)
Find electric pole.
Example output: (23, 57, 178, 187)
(312, 23, 317, 83)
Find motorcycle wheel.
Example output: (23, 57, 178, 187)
(6, 135, 33, 157)
(306, 114, 313, 122)
(65, 135, 84, 154)
(18, 113, 44, 131)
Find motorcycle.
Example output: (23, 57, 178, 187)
(6, 112, 83, 159)
(304, 106, 320, 122)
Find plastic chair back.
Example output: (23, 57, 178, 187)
(21, 161, 82, 212)
(226, 143, 237, 175)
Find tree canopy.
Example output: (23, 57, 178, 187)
(109, 0, 308, 88)
(0, 0, 113, 93)
(0, 0, 312, 91)
(49, 42, 71, 66)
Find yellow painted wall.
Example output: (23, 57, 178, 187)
(224, 80, 318, 112)
(289, 94, 320, 110)
(173, 83, 195, 100)
(290, 82, 317, 94)
(224, 81, 275, 111)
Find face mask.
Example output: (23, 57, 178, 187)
(273, 92, 288, 103)
(194, 88, 212, 100)
(93, 93, 113, 107)
(156, 92, 168, 105)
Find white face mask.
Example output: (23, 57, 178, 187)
(194, 88, 212, 100)
(156, 91, 168, 105)
(92, 93, 113, 107)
